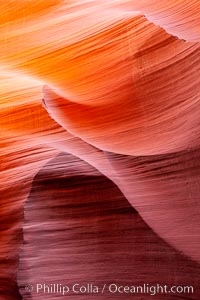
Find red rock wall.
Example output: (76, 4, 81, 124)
(0, 1, 200, 299)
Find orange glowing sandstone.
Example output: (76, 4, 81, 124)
(0, 1, 200, 299)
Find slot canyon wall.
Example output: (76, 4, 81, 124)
(0, 1, 200, 299)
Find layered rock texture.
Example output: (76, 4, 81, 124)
(0, 1, 200, 299)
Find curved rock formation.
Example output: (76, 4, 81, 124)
(0, 1, 200, 299)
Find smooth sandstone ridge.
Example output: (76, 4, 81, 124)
(0, 1, 200, 299)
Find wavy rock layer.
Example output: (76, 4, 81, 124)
(0, 1, 200, 299)
(18, 153, 200, 300)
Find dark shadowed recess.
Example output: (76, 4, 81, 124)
(18, 153, 200, 299)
